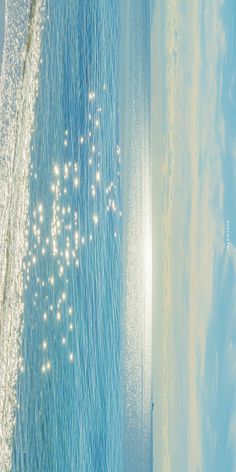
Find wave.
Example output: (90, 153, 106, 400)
(0, 1, 45, 470)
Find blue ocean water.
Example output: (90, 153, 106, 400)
(12, 1, 123, 471)
(0, 0, 152, 469)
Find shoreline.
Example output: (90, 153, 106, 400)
(0, 0, 5, 76)
(0, 1, 45, 468)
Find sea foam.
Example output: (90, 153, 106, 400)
(0, 1, 45, 469)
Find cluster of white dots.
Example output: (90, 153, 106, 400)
(22, 87, 122, 376)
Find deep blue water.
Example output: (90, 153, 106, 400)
(12, 1, 123, 470)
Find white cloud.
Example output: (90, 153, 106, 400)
(153, 0, 226, 470)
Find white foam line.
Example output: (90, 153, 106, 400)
(0, 1, 45, 470)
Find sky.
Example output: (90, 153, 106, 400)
(152, 0, 236, 470)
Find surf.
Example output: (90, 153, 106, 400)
(0, 1, 45, 470)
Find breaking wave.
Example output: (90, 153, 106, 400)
(0, 1, 45, 469)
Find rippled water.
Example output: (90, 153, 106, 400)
(12, 1, 123, 471)
(0, 0, 152, 471)
(120, 1, 152, 470)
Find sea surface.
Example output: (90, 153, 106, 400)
(0, 0, 152, 471)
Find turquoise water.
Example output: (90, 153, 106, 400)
(0, 0, 152, 470)
(120, 1, 152, 471)
(12, 1, 123, 470)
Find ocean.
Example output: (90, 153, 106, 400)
(0, 0, 152, 471)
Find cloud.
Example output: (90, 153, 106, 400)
(153, 0, 226, 470)
(185, 1, 226, 469)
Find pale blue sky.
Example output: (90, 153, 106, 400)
(201, 1, 236, 469)
(152, 0, 236, 470)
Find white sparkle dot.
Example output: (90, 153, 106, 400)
(54, 164, 60, 176)
(69, 353, 74, 362)
(93, 214, 99, 225)
(88, 91, 95, 101)
(49, 276, 54, 285)
(74, 177, 79, 188)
